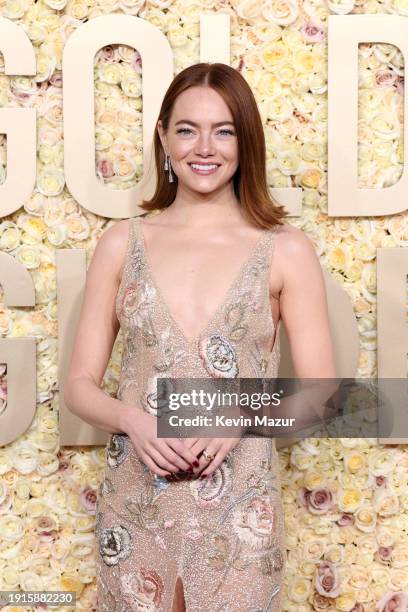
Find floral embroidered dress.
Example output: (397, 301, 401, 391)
(95, 216, 286, 612)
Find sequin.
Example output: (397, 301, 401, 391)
(96, 216, 286, 611)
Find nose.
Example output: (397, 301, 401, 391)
(194, 132, 215, 156)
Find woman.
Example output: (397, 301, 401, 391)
(64, 63, 336, 611)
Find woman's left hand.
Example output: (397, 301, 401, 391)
(184, 437, 242, 479)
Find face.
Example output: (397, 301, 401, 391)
(157, 86, 239, 195)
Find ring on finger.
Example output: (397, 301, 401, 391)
(202, 450, 215, 463)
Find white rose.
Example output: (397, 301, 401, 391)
(16, 245, 41, 269)
(327, 0, 355, 14)
(10, 442, 39, 473)
(0, 222, 20, 251)
(374, 488, 399, 516)
(262, 0, 299, 25)
(65, 214, 90, 240)
(37, 167, 65, 196)
(287, 576, 312, 602)
(3, 0, 28, 19)
(121, 73, 142, 98)
(36, 54, 57, 83)
(0, 515, 25, 542)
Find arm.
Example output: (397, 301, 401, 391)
(63, 219, 133, 434)
(272, 227, 337, 449)
(63, 219, 200, 475)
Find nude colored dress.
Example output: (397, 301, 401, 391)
(95, 216, 286, 611)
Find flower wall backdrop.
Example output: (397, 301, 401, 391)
(0, 0, 407, 610)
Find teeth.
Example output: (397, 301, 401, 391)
(190, 164, 218, 171)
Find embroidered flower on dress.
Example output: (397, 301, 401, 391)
(224, 302, 249, 342)
(232, 494, 277, 550)
(120, 281, 139, 319)
(134, 280, 159, 347)
(153, 326, 188, 372)
(143, 374, 177, 417)
(120, 567, 164, 610)
(248, 339, 269, 377)
(99, 524, 132, 566)
(190, 461, 232, 508)
(98, 477, 114, 497)
(260, 547, 285, 574)
(151, 474, 170, 495)
(198, 334, 239, 378)
(106, 434, 129, 468)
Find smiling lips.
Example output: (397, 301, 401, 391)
(188, 162, 220, 175)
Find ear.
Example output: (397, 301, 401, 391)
(157, 120, 167, 155)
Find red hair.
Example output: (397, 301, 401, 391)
(139, 62, 288, 229)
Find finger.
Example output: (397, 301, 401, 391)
(201, 439, 241, 477)
(166, 438, 201, 468)
(154, 441, 196, 472)
(148, 445, 186, 474)
(195, 443, 220, 476)
(190, 439, 208, 453)
(200, 449, 225, 478)
(185, 439, 210, 473)
(140, 453, 172, 478)
(182, 437, 200, 450)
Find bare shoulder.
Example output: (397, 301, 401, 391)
(271, 223, 319, 295)
(91, 219, 134, 280)
(274, 222, 316, 257)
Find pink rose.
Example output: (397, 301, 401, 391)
(33, 516, 58, 542)
(80, 486, 97, 514)
(315, 561, 341, 598)
(375, 70, 397, 88)
(97, 159, 114, 179)
(395, 76, 404, 95)
(100, 45, 116, 62)
(299, 487, 333, 514)
(375, 546, 393, 564)
(376, 476, 387, 487)
(131, 50, 142, 73)
(336, 512, 354, 526)
(49, 72, 62, 87)
(376, 591, 408, 612)
(300, 22, 326, 43)
(311, 593, 333, 610)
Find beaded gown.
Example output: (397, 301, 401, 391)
(95, 215, 287, 612)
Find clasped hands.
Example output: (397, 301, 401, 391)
(125, 405, 242, 482)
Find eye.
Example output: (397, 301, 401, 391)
(218, 129, 235, 136)
(176, 128, 193, 135)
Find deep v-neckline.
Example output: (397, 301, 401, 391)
(136, 216, 273, 347)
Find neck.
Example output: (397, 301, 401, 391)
(159, 182, 245, 228)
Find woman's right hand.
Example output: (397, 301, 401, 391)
(123, 406, 200, 477)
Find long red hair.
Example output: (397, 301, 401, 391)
(139, 62, 288, 229)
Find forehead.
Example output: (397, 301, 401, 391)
(171, 87, 234, 122)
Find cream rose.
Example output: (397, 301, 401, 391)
(37, 167, 65, 196)
(287, 576, 312, 602)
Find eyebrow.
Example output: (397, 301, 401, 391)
(174, 120, 235, 128)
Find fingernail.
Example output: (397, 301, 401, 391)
(165, 475, 172, 480)
(193, 461, 199, 467)
(200, 474, 207, 479)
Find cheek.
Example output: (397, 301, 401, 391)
(172, 143, 194, 159)
(223, 144, 238, 161)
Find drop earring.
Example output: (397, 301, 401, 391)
(164, 153, 174, 183)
